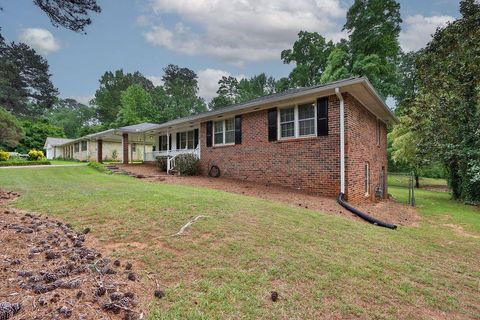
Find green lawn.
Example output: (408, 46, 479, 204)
(0, 167, 479, 319)
(49, 159, 86, 165)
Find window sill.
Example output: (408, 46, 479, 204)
(211, 143, 235, 149)
(274, 136, 322, 143)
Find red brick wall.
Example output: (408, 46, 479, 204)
(344, 94, 388, 203)
(199, 95, 342, 197)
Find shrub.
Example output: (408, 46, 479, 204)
(28, 149, 45, 161)
(0, 160, 50, 167)
(175, 154, 199, 176)
(0, 150, 10, 161)
(87, 161, 109, 173)
(155, 156, 168, 171)
(112, 149, 118, 160)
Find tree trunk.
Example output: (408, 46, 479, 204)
(415, 172, 420, 188)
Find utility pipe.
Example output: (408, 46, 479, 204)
(335, 87, 345, 194)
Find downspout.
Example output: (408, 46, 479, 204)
(334, 87, 397, 230)
(335, 87, 345, 194)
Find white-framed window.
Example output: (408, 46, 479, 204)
(364, 162, 370, 195)
(159, 135, 168, 151)
(214, 118, 235, 145)
(132, 143, 137, 152)
(81, 141, 87, 151)
(74, 143, 79, 153)
(187, 130, 194, 149)
(179, 132, 187, 149)
(177, 130, 196, 149)
(278, 102, 316, 139)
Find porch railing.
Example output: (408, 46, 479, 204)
(144, 148, 200, 169)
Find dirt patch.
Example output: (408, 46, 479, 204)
(118, 164, 420, 227)
(421, 185, 450, 193)
(0, 190, 148, 319)
(443, 224, 480, 239)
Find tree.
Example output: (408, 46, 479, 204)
(394, 51, 421, 116)
(116, 84, 154, 126)
(344, 0, 402, 61)
(0, 106, 25, 150)
(0, 34, 58, 117)
(320, 42, 351, 83)
(408, 0, 480, 202)
(389, 116, 426, 187)
(281, 31, 334, 87)
(160, 64, 207, 117)
(32, 0, 101, 32)
(17, 119, 65, 153)
(321, 0, 402, 99)
(209, 74, 278, 110)
(344, 0, 401, 98)
(46, 98, 96, 138)
(93, 70, 154, 125)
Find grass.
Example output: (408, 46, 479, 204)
(49, 159, 85, 165)
(0, 167, 479, 319)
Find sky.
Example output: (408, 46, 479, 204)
(0, 0, 460, 105)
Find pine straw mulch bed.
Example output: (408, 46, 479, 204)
(0, 190, 159, 320)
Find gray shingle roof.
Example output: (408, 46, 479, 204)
(119, 123, 159, 132)
(45, 137, 74, 146)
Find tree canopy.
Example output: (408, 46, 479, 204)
(16, 119, 65, 153)
(400, 0, 480, 202)
(93, 70, 154, 126)
(0, 106, 25, 150)
(0, 33, 58, 117)
(32, 0, 101, 32)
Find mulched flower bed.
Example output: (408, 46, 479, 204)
(0, 190, 146, 319)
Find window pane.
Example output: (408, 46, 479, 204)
(298, 103, 315, 120)
(225, 131, 234, 144)
(180, 132, 187, 149)
(160, 135, 168, 151)
(281, 122, 295, 138)
(280, 107, 295, 123)
(187, 130, 194, 149)
(214, 132, 223, 144)
(225, 118, 234, 131)
(214, 121, 223, 133)
(299, 119, 315, 136)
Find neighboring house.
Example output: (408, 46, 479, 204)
(44, 137, 74, 159)
(46, 77, 397, 203)
(45, 123, 155, 162)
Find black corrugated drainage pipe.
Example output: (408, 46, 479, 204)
(337, 193, 397, 230)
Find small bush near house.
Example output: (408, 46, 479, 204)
(155, 156, 168, 171)
(28, 149, 45, 161)
(112, 149, 118, 160)
(0, 150, 10, 161)
(87, 161, 109, 173)
(175, 154, 199, 176)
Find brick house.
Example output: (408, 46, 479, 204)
(49, 77, 397, 203)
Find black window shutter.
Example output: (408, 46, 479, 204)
(234, 115, 242, 144)
(317, 97, 328, 136)
(168, 134, 172, 150)
(206, 121, 213, 147)
(267, 108, 278, 141)
(194, 128, 199, 148)
(176, 132, 180, 149)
